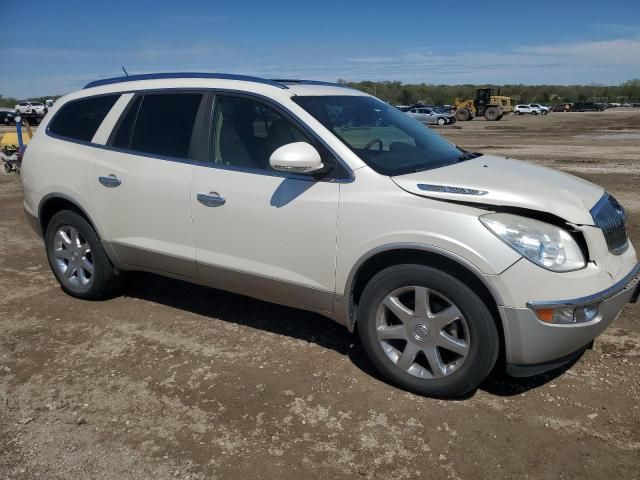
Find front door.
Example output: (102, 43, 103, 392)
(190, 94, 341, 312)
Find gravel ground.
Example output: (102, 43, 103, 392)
(1, 110, 639, 479)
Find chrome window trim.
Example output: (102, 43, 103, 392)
(526, 263, 640, 309)
(45, 88, 355, 184)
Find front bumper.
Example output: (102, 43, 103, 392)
(499, 263, 640, 375)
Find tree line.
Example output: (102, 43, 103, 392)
(338, 79, 640, 106)
(0, 95, 60, 109)
(2, 79, 639, 109)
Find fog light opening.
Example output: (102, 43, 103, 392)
(573, 304, 599, 323)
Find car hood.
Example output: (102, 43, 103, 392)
(391, 155, 604, 225)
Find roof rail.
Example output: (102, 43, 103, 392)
(271, 79, 350, 88)
(84, 72, 289, 90)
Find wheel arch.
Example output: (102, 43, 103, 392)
(38, 193, 99, 239)
(343, 244, 506, 357)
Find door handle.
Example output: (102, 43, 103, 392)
(98, 175, 121, 188)
(197, 193, 226, 207)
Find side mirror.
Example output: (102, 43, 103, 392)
(269, 142, 324, 174)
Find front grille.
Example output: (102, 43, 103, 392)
(590, 194, 629, 255)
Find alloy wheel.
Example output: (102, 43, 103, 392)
(375, 286, 470, 379)
(52, 225, 94, 290)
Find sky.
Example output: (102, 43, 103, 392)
(1, 0, 640, 98)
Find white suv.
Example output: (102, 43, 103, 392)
(21, 73, 639, 397)
(15, 101, 46, 115)
(529, 103, 550, 114)
(514, 104, 541, 115)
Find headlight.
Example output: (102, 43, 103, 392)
(480, 213, 586, 272)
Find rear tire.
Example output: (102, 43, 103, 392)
(45, 210, 121, 300)
(357, 265, 499, 398)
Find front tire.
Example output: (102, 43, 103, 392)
(484, 107, 500, 121)
(45, 210, 121, 299)
(357, 265, 499, 397)
(455, 108, 471, 121)
(436, 117, 446, 126)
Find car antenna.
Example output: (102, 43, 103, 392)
(122, 65, 129, 77)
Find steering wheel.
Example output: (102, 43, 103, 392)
(364, 138, 384, 151)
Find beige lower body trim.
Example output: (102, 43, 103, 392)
(107, 242, 346, 325)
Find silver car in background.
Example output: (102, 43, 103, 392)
(406, 107, 456, 125)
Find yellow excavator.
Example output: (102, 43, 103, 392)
(454, 88, 513, 121)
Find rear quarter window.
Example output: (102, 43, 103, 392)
(48, 95, 120, 142)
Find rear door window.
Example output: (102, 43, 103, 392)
(48, 94, 120, 142)
(127, 93, 203, 159)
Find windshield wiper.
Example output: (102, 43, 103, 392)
(458, 151, 483, 161)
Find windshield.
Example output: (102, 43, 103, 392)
(293, 95, 464, 176)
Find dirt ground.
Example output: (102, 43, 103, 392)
(1, 110, 639, 480)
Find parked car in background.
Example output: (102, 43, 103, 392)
(571, 102, 605, 112)
(529, 103, 550, 114)
(0, 108, 16, 125)
(21, 73, 639, 398)
(15, 101, 46, 115)
(45, 99, 55, 109)
(552, 104, 572, 112)
(406, 107, 456, 125)
(514, 104, 541, 115)
(395, 105, 412, 112)
(432, 106, 454, 115)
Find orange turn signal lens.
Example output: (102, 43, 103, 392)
(535, 308, 555, 323)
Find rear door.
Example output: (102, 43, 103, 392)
(91, 91, 209, 278)
(190, 93, 341, 312)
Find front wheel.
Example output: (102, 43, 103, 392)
(45, 210, 121, 299)
(436, 117, 446, 126)
(357, 265, 499, 397)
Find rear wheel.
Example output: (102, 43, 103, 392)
(45, 210, 121, 299)
(357, 265, 499, 397)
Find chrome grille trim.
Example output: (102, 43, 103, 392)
(590, 194, 629, 255)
